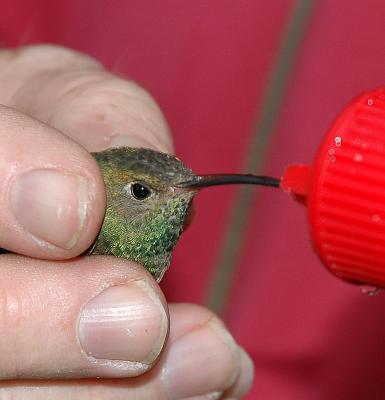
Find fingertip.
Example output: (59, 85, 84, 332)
(163, 304, 242, 399)
(46, 75, 174, 154)
(0, 106, 106, 259)
(0, 255, 169, 379)
(223, 347, 255, 398)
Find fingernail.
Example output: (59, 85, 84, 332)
(10, 169, 88, 249)
(207, 392, 223, 400)
(233, 348, 254, 398)
(79, 280, 168, 364)
(110, 133, 159, 151)
(163, 318, 239, 399)
(181, 392, 223, 400)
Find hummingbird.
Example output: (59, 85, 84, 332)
(91, 147, 280, 281)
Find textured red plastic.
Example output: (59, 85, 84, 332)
(281, 164, 312, 197)
(308, 88, 385, 286)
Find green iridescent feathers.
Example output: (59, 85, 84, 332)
(91, 147, 196, 281)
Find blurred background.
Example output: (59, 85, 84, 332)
(2, 1, 385, 398)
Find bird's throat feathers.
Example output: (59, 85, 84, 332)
(93, 192, 192, 281)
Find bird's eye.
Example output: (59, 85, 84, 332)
(130, 182, 152, 200)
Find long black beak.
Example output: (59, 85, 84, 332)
(177, 174, 281, 189)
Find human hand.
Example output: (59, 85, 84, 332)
(0, 45, 254, 399)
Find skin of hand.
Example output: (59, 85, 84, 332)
(0, 45, 254, 399)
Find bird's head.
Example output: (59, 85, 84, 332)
(92, 147, 280, 281)
(92, 147, 198, 281)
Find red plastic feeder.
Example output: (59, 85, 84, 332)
(282, 88, 385, 287)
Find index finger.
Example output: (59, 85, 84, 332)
(0, 45, 173, 153)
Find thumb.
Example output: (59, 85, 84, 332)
(0, 105, 105, 259)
